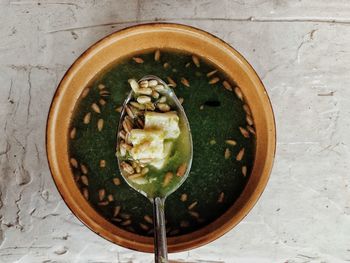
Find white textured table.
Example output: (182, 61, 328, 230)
(1, 1, 350, 262)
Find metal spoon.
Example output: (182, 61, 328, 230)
(116, 75, 193, 263)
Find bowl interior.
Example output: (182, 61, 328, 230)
(46, 23, 275, 253)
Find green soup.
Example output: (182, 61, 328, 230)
(69, 50, 256, 236)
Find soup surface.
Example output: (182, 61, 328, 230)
(68, 50, 256, 236)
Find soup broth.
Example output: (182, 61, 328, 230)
(68, 49, 256, 236)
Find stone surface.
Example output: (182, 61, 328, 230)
(1, 0, 350, 262)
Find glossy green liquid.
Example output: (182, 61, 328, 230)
(69, 49, 255, 236)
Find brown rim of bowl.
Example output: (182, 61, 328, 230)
(46, 22, 276, 253)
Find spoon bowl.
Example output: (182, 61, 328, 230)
(116, 75, 193, 198)
(116, 75, 193, 262)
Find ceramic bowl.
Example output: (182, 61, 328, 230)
(46, 23, 276, 252)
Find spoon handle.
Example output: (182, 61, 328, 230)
(153, 197, 168, 263)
